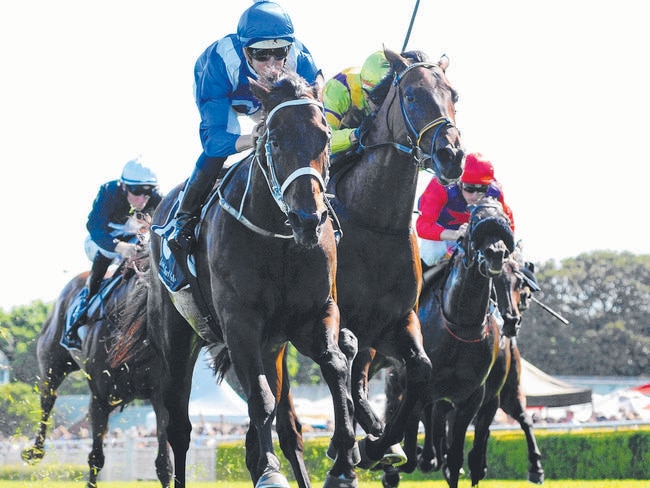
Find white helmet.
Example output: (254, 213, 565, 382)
(120, 158, 158, 186)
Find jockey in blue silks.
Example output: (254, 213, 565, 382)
(167, 0, 323, 257)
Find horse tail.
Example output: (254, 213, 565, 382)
(212, 345, 232, 383)
(107, 278, 153, 369)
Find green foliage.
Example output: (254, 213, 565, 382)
(518, 251, 650, 376)
(0, 464, 86, 481)
(0, 382, 41, 437)
(215, 428, 650, 482)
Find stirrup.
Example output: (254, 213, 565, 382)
(168, 216, 198, 254)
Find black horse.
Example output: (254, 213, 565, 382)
(21, 215, 172, 488)
(326, 47, 465, 468)
(380, 198, 516, 488)
(468, 252, 544, 485)
(147, 72, 357, 488)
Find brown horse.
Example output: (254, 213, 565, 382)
(467, 252, 544, 485)
(326, 47, 465, 467)
(380, 198, 516, 488)
(147, 72, 357, 488)
(21, 215, 172, 488)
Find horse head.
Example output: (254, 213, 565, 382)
(493, 257, 524, 338)
(373, 48, 465, 184)
(465, 197, 515, 276)
(249, 73, 332, 248)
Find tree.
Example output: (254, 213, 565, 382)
(0, 382, 41, 437)
(518, 251, 650, 376)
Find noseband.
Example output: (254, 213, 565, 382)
(357, 62, 457, 169)
(218, 98, 329, 239)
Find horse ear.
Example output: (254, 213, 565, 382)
(312, 73, 324, 102)
(384, 47, 408, 73)
(438, 54, 450, 72)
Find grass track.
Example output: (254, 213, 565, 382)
(0, 481, 648, 488)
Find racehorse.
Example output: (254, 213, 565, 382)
(147, 72, 357, 488)
(467, 252, 544, 485)
(380, 198, 516, 488)
(326, 47, 465, 468)
(21, 215, 173, 488)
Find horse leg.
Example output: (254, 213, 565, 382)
(21, 369, 68, 464)
(364, 311, 431, 464)
(229, 337, 288, 488)
(380, 405, 420, 488)
(468, 393, 499, 486)
(149, 391, 172, 488)
(86, 397, 110, 488)
(276, 353, 310, 488)
(443, 389, 484, 488)
(503, 345, 544, 484)
(291, 301, 358, 488)
(425, 400, 452, 473)
(501, 382, 544, 484)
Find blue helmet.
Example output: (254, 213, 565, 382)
(120, 158, 158, 186)
(237, 1, 295, 48)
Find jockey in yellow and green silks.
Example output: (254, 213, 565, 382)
(323, 50, 390, 156)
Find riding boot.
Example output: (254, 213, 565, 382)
(168, 155, 226, 256)
(67, 252, 112, 345)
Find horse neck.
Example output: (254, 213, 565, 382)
(338, 89, 420, 231)
(442, 253, 493, 327)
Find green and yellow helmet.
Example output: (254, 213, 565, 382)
(360, 50, 390, 93)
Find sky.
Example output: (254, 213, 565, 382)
(1, 0, 649, 310)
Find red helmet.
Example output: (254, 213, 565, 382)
(461, 153, 494, 185)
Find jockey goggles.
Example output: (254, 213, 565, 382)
(461, 183, 489, 194)
(247, 46, 290, 62)
(126, 184, 154, 196)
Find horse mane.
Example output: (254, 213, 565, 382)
(107, 274, 152, 369)
(256, 70, 318, 109)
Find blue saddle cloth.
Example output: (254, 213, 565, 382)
(151, 198, 192, 293)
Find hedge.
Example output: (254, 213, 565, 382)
(216, 427, 650, 482)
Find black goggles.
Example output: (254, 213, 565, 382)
(461, 183, 489, 194)
(126, 184, 154, 196)
(247, 46, 290, 62)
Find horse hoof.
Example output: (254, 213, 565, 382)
(326, 440, 361, 466)
(356, 437, 380, 470)
(255, 469, 290, 488)
(528, 470, 545, 484)
(380, 443, 407, 467)
(21, 447, 45, 465)
(381, 468, 400, 488)
(323, 473, 359, 488)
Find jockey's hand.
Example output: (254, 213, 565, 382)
(456, 223, 469, 239)
(115, 241, 139, 259)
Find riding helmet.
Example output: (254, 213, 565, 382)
(461, 153, 494, 185)
(237, 1, 295, 48)
(120, 158, 159, 186)
(360, 51, 390, 93)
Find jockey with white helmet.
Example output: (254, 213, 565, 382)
(64, 158, 162, 349)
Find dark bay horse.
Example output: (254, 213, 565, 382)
(327, 47, 465, 468)
(21, 216, 172, 488)
(380, 198, 516, 488)
(468, 252, 544, 485)
(147, 72, 357, 488)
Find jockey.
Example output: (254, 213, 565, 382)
(416, 152, 516, 268)
(167, 0, 323, 257)
(65, 158, 162, 347)
(323, 50, 390, 157)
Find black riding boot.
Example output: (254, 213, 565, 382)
(168, 155, 226, 256)
(66, 252, 113, 346)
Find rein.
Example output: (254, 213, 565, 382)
(357, 62, 456, 169)
(218, 98, 328, 239)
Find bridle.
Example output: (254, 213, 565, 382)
(357, 62, 458, 170)
(218, 98, 331, 239)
